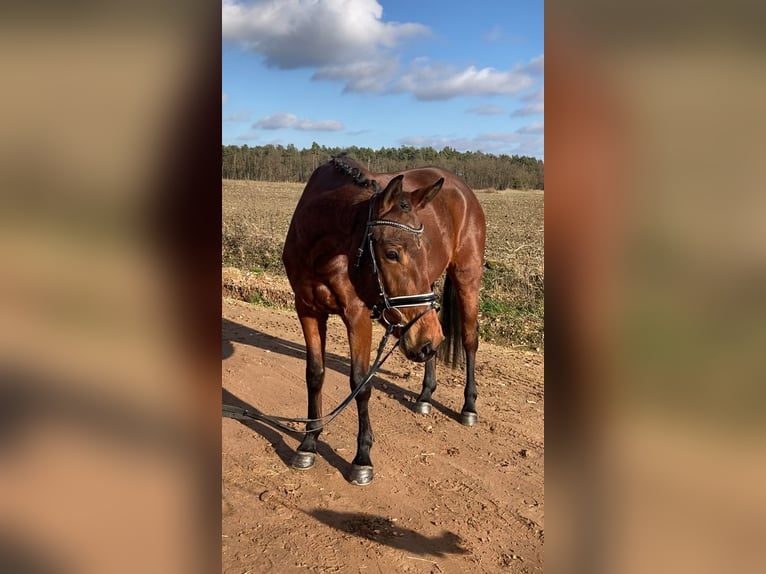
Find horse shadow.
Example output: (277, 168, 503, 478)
(222, 317, 400, 379)
(306, 509, 470, 557)
(371, 374, 464, 424)
(222, 387, 350, 476)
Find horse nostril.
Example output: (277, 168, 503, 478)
(420, 342, 435, 359)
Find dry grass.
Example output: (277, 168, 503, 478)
(222, 180, 303, 272)
(476, 189, 544, 349)
(222, 180, 544, 350)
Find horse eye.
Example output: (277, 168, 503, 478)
(385, 250, 399, 261)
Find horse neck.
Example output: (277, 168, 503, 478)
(301, 187, 372, 252)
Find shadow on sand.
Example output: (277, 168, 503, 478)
(307, 509, 470, 557)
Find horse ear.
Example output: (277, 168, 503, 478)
(380, 174, 404, 214)
(412, 177, 444, 209)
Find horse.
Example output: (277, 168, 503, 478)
(282, 154, 486, 485)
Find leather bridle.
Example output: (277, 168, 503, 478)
(354, 194, 438, 327)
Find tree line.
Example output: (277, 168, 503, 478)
(222, 143, 544, 190)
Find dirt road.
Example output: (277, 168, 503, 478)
(222, 297, 544, 573)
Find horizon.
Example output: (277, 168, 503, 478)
(221, 141, 544, 162)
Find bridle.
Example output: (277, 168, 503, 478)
(354, 193, 438, 328)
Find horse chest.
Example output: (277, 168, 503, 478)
(296, 281, 344, 315)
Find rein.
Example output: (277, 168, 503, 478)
(222, 305, 433, 434)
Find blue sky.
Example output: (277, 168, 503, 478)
(222, 0, 543, 158)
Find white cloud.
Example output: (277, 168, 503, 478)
(253, 112, 344, 131)
(517, 121, 544, 135)
(223, 2, 540, 102)
(512, 87, 544, 116)
(222, 0, 428, 69)
(315, 58, 536, 100)
(394, 60, 533, 101)
(514, 139, 545, 158)
(467, 104, 506, 115)
(224, 111, 251, 122)
(480, 132, 524, 144)
(399, 135, 479, 151)
(523, 54, 544, 75)
(399, 131, 543, 158)
(482, 25, 525, 44)
(482, 132, 544, 157)
(311, 57, 400, 93)
(512, 101, 544, 117)
(222, 92, 228, 105)
(483, 25, 505, 43)
(522, 87, 544, 102)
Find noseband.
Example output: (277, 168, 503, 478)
(354, 195, 437, 327)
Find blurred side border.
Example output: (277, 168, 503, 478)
(0, 2, 221, 573)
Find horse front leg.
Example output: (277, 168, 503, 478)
(415, 357, 437, 414)
(344, 306, 374, 485)
(291, 309, 328, 470)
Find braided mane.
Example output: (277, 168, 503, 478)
(330, 153, 382, 194)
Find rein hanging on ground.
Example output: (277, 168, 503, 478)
(222, 303, 433, 434)
(222, 321, 397, 434)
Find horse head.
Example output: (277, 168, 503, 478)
(367, 174, 445, 362)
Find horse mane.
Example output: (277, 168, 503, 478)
(330, 152, 382, 193)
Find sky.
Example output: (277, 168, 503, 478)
(222, 0, 543, 158)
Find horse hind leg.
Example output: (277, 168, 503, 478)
(440, 267, 481, 426)
(456, 276, 480, 426)
(460, 346, 479, 426)
(291, 312, 327, 470)
(431, 272, 480, 425)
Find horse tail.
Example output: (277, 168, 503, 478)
(436, 274, 465, 369)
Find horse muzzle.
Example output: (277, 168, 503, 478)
(401, 340, 439, 362)
(399, 310, 444, 362)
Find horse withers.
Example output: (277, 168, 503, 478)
(282, 154, 486, 485)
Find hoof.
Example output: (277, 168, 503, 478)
(414, 401, 432, 415)
(460, 411, 478, 426)
(291, 451, 316, 470)
(348, 465, 374, 486)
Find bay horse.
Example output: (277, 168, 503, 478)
(282, 154, 486, 485)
